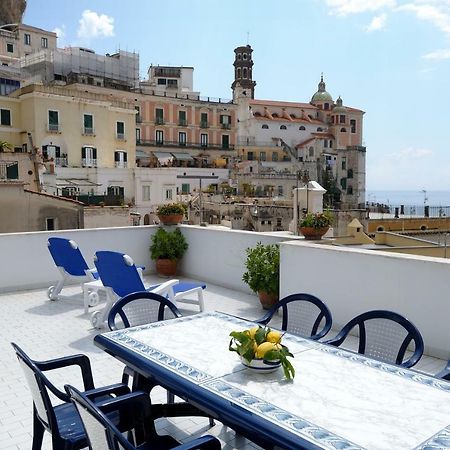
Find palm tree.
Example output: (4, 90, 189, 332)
(0, 141, 12, 152)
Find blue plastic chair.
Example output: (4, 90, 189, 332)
(11, 342, 130, 450)
(47, 237, 98, 303)
(326, 310, 424, 368)
(66, 385, 221, 450)
(91, 250, 206, 328)
(257, 293, 333, 340)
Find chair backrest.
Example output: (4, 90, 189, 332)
(108, 291, 182, 330)
(48, 237, 90, 276)
(66, 385, 131, 450)
(262, 293, 332, 340)
(11, 343, 59, 437)
(330, 310, 424, 368)
(94, 251, 145, 298)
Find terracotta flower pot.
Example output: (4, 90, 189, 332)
(299, 226, 329, 240)
(158, 214, 183, 225)
(156, 258, 178, 277)
(258, 291, 279, 310)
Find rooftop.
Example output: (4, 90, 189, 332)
(0, 225, 449, 448)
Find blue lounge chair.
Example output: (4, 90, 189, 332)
(89, 251, 206, 328)
(47, 237, 99, 309)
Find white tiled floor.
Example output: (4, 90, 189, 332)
(0, 277, 446, 450)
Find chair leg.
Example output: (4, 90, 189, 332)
(167, 391, 175, 404)
(32, 408, 45, 450)
(198, 289, 205, 312)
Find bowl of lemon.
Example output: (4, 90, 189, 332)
(229, 326, 295, 379)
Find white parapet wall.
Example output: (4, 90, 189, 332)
(279, 240, 450, 359)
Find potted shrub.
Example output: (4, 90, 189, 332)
(299, 211, 333, 240)
(150, 228, 188, 276)
(156, 202, 187, 225)
(242, 242, 280, 310)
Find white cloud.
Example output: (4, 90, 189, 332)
(77, 10, 114, 40)
(324, 0, 396, 16)
(52, 26, 65, 40)
(366, 13, 388, 31)
(388, 147, 433, 161)
(396, 2, 450, 38)
(423, 48, 450, 59)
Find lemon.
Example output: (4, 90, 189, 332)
(256, 341, 277, 358)
(266, 330, 282, 344)
(247, 326, 259, 340)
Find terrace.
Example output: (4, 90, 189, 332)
(0, 225, 449, 449)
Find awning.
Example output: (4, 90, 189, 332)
(56, 178, 101, 187)
(152, 152, 173, 164)
(171, 152, 193, 161)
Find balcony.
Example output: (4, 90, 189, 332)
(83, 127, 95, 135)
(200, 121, 209, 128)
(81, 158, 97, 168)
(221, 123, 231, 130)
(0, 226, 448, 448)
(178, 119, 188, 127)
(137, 139, 234, 150)
(136, 115, 142, 123)
(116, 133, 125, 140)
(155, 117, 165, 125)
(47, 123, 61, 133)
(115, 161, 128, 168)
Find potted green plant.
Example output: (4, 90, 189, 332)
(150, 228, 188, 276)
(156, 202, 187, 225)
(242, 242, 280, 309)
(299, 211, 333, 240)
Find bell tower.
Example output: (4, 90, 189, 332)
(231, 45, 256, 100)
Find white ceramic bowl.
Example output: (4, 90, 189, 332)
(240, 356, 281, 373)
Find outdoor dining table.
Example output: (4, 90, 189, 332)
(94, 311, 450, 450)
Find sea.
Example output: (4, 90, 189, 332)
(366, 190, 450, 207)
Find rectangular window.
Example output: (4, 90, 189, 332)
(178, 132, 186, 146)
(81, 146, 97, 167)
(136, 128, 141, 143)
(24, 33, 31, 45)
(200, 112, 208, 128)
(272, 152, 278, 162)
(157, 78, 167, 85)
(83, 114, 93, 134)
(142, 185, 151, 201)
(155, 108, 164, 125)
(324, 140, 328, 148)
(178, 110, 187, 126)
(135, 106, 141, 122)
(181, 183, 190, 194)
(340, 178, 347, 189)
(221, 134, 229, 149)
(6, 43, 13, 53)
(220, 114, 231, 129)
(260, 151, 266, 161)
(200, 133, 208, 148)
(48, 110, 59, 131)
(247, 151, 254, 161)
(114, 151, 128, 168)
(116, 121, 125, 139)
(350, 119, 356, 133)
(341, 158, 346, 170)
(41, 37, 48, 48)
(167, 79, 178, 88)
(278, 186, 283, 196)
(165, 188, 173, 200)
(156, 130, 164, 145)
(0, 109, 11, 126)
(46, 218, 55, 231)
(42, 145, 60, 161)
(340, 115, 346, 124)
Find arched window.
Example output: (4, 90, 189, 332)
(347, 169, 353, 179)
(272, 113, 279, 118)
(299, 126, 306, 130)
(237, 68, 241, 78)
(254, 112, 261, 117)
(309, 147, 314, 157)
(290, 114, 297, 119)
(280, 125, 287, 130)
(237, 53, 241, 60)
(243, 53, 247, 60)
(340, 128, 346, 132)
(144, 214, 150, 225)
(243, 68, 247, 78)
(262, 124, 269, 129)
(324, 103, 329, 110)
(317, 127, 323, 132)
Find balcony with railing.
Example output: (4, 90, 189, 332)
(47, 123, 61, 133)
(138, 139, 235, 150)
(155, 117, 165, 125)
(221, 123, 231, 130)
(81, 158, 97, 168)
(83, 127, 95, 135)
(116, 133, 125, 140)
(178, 119, 188, 127)
(200, 121, 209, 128)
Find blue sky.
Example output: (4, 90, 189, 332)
(24, 0, 450, 191)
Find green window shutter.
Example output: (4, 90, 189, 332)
(6, 162, 18, 179)
(81, 147, 86, 158)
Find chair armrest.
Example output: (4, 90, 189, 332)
(84, 383, 130, 400)
(149, 279, 179, 296)
(36, 353, 95, 390)
(175, 436, 221, 450)
(255, 310, 273, 326)
(323, 332, 347, 347)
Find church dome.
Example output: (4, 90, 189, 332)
(332, 96, 347, 114)
(311, 75, 333, 103)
